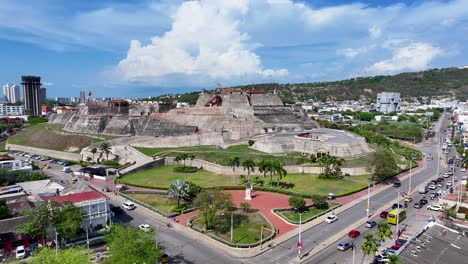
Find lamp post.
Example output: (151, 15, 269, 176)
(396, 190, 400, 238)
(366, 183, 370, 218)
(55, 228, 59, 256)
(295, 208, 302, 255)
(408, 155, 414, 194)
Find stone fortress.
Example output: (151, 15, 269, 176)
(49, 88, 371, 158)
(49, 88, 316, 147)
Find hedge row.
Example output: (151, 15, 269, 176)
(187, 210, 276, 248)
(273, 203, 341, 225)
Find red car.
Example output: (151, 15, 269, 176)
(380, 211, 388, 218)
(391, 245, 402, 250)
(348, 230, 360, 238)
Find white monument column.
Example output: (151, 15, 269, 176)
(245, 186, 252, 200)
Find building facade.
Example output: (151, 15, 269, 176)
(79, 91, 86, 104)
(2, 84, 20, 103)
(21, 76, 42, 116)
(39, 87, 47, 102)
(0, 105, 24, 115)
(376, 92, 401, 113)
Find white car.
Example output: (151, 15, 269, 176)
(139, 224, 151, 232)
(442, 173, 449, 178)
(428, 185, 437, 190)
(461, 167, 467, 172)
(325, 215, 338, 223)
(15, 246, 26, 259)
(446, 181, 452, 186)
(427, 204, 444, 212)
(122, 201, 136, 210)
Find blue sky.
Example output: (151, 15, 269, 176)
(0, 0, 467, 98)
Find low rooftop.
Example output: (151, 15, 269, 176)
(399, 222, 468, 264)
(41, 190, 106, 204)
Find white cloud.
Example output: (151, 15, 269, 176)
(337, 46, 371, 58)
(115, 0, 287, 82)
(366, 41, 443, 74)
(369, 26, 382, 39)
(43, 82, 54, 86)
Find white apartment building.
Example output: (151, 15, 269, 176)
(376, 92, 401, 113)
(0, 160, 32, 172)
(0, 105, 24, 115)
(2, 84, 20, 103)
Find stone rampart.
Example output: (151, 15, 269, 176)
(130, 132, 224, 148)
(6, 143, 81, 161)
(249, 94, 283, 106)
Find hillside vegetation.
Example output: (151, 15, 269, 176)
(233, 67, 468, 102)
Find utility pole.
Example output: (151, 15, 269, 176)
(298, 212, 302, 255)
(396, 190, 400, 238)
(408, 155, 413, 193)
(366, 183, 370, 218)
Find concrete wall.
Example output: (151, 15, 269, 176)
(121, 157, 165, 175)
(165, 157, 368, 176)
(130, 132, 225, 148)
(6, 143, 81, 161)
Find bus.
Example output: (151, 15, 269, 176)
(387, 209, 406, 225)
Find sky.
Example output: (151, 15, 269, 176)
(0, 0, 467, 98)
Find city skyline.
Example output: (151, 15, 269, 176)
(0, 0, 467, 98)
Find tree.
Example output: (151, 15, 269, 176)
(86, 156, 92, 162)
(167, 179, 190, 208)
(257, 160, 271, 187)
(32, 246, 92, 264)
(242, 159, 256, 183)
(104, 224, 162, 264)
(361, 233, 379, 263)
(18, 201, 60, 244)
(317, 155, 345, 179)
(388, 254, 403, 264)
(99, 142, 112, 160)
(90, 148, 97, 162)
(442, 202, 455, 220)
(240, 202, 251, 212)
(376, 222, 393, 242)
(273, 161, 287, 187)
(53, 202, 83, 241)
(174, 153, 191, 167)
(288, 195, 306, 212)
(227, 157, 240, 185)
(370, 150, 398, 182)
(193, 189, 234, 230)
(311, 195, 329, 210)
(309, 154, 317, 163)
(186, 181, 203, 200)
(0, 199, 10, 220)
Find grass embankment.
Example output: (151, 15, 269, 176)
(126, 193, 186, 214)
(7, 123, 103, 152)
(192, 210, 271, 244)
(121, 165, 372, 196)
(282, 207, 327, 222)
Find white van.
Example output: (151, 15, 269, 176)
(62, 167, 71, 173)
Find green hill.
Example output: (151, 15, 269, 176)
(233, 67, 468, 102)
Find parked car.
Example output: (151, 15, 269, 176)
(337, 241, 352, 251)
(325, 215, 338, 224)
(395, 238, 407, 246)
(446, 181, 452, 186)
(390, 245, 402, 250)
(68, 178, 78, 184)
(365, 220, 377, 228)
(428, 185, 437, 190)
(375, 253, 389, 263)
(427, 204, 444, 212)
(392, 203, 404, 209)
(403, 197, 413, 203)
(419, 199, 428, 205)
(437, 183, 443, 188)
(15, 246, 26, 259)
(380, 211, 388, 218)
(138, 224, 152, 232)
(393, 181, 401, 187)
(348, 230, 360, 238)
(413, 203, 423, 209)
(122, 201, 136, 210)
(436, 177, 444, 182)
(442, 173, 449, 178)
(461, 167, 466, 172)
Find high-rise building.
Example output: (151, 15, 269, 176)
(376, 92, 401, 113)
(2, 84, 20, 103)
(21, 76, 42, 116)
(40, 87, 47, 102)
(79, 91, 86, 104)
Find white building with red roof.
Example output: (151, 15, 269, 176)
(41, 190, 109, 230)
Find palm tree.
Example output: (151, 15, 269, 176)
(90, 148, 97, 162)
(442, 202, 455, 220)
(361, 234, 379, 263)
(274, 161, 287, 187)
(188, 154, 195, 166)
(388, 254, 403, 264)
(175, 153, 189, 167)
(376, 222, 393, 242)
(99, 142, 112, 160)
(227, 157, 240, 185)
(317, 154, 345, 178)
(242, 159, 256, 183)
(257, 160, 269, 187)
(168, 179, 190, 208)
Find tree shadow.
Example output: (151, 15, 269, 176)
(277, 182, 295, 189)
(214, 214, 249, 234)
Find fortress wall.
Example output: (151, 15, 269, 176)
(128, 103, 159, 116)
(249, 94, 284, 106)
(195, 94, 213, 107)
(221, 94, 251, 108)
(102, 116, 133, 136)
(48, 112, 75, 125)
(130, 132, 224, 148)
(63, 115, 108, 134)
(80, 105, 130, 116)
(132, 117, 197, 137)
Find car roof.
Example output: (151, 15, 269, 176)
(338, 241, 350, 245)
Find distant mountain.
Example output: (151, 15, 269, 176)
(233, 67, 468, 102)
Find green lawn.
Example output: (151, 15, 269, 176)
(192, 210, 272, 244)
(282, 207, 327, 222)
(121, 165, 372, 196)
(126, 193, 185, 214)
(7, 123, 103, 152)
(120, 165, 231, 189)
(0, 139, 6, 152)
(134, 145, 311, 166)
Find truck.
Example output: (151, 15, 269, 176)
(419, 185, 428, 194)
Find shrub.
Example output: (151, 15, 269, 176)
(288, 195, 306, 212)
(172, 166, 198, 173)
(311, 195, 329, 210)
(248, 140, 255, 146)
(187, 181, 203, 199)
(101, 160, 119, 166)
(240, 202, 251, 212)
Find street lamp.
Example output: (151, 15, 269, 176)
(54, 228, 59, 256)
(366, 183, 370, 218)
(294, 208, 303, 256)
(408, 154, 415, 194)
